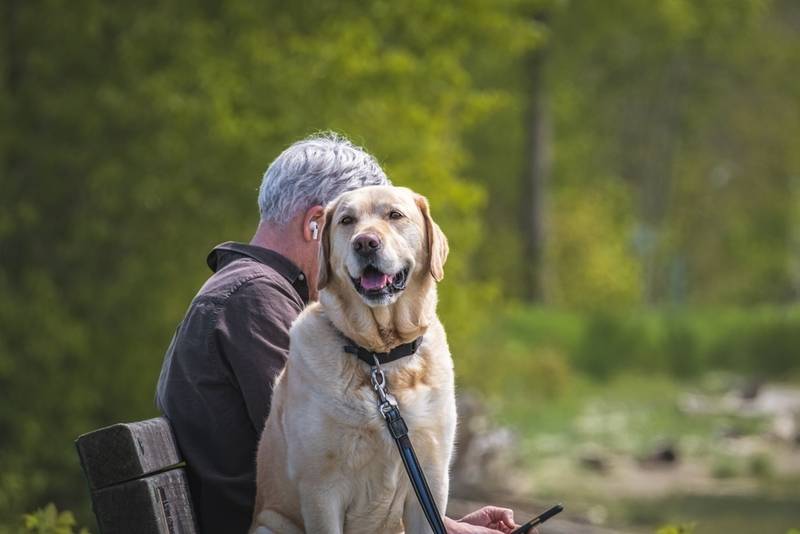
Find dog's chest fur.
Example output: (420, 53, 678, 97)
(280, 303, 456, 531)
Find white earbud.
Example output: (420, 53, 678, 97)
(310, 221, 319, 240)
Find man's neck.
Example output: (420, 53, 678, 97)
(250, 220, 317, 299)
(250, 223, 301, 269)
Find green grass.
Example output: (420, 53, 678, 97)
(624, 493, 800, 534)
(454, 304, 795, 460)
(453, 305, 800, 532)
(465, 372, 800, 533)
(482, 372, 756, 458)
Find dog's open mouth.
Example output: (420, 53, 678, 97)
(351, 265, 409, 299)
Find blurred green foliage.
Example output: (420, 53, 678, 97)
(656, 525, 695, 534)
(7, 504, 90, 534)
(458, 306, 800, 394)
(711, 454, 741, 480)
(748, 453, 775, 479)
(627, 492, 800, 534)
(0, 0, 540, 524)
(469, 0, 800, 307)
(2, 0, 800, 529)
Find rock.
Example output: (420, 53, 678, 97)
(739, 380, 762, 401)
(451, 393, 521, 495)
(587, 504, 609, 525)
(579, 452, 609, 473)
(639, 441, 679, 467)
(770, 411, 800, 443)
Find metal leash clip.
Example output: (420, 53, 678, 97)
(370, 355, 398, 416)
(344, 341, 446, 534)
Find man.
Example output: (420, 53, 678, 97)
(156, 133, 519, 533)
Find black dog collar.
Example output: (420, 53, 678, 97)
(343, 336, 424, 366)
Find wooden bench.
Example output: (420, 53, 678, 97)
(76, 419, 631, 534)
(75, 417, 198, 534)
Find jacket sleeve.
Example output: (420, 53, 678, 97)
(212, 276, 302, 435)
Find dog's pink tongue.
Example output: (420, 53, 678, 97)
(361, 271, 390, 290)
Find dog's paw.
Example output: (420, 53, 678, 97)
(252, 509, 304, 534)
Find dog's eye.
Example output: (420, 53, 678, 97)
(339, 215, 355, 225)
(389, 210, 404, 220)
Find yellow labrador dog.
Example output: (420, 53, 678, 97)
(251, 185, 455, 534)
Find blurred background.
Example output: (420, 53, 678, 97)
(2, 0, 800, 532)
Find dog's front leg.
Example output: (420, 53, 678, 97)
(402, 497, 431, 534)
(299, 481, 347, 534)
(401, 468, 448, 534)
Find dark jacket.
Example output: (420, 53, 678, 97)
(156, 242, 309, 533)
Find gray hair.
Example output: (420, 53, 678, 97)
(258, 132, 391, 223)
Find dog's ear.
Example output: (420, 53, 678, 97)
(317, 203, 335, 291)
(415, 195, 449, 282)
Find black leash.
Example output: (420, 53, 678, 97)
(343, 337, 447, 534)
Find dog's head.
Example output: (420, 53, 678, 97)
(318, 185, 448, 308)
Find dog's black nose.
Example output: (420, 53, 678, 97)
(353, 233, 382, 257)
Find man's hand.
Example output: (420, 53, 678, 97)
(444, 506, 522, 534)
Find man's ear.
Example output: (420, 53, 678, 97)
(317, 204, 335, 291)
(415, 195, 449, 282)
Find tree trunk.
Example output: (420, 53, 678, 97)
(520, 37, 551, 302)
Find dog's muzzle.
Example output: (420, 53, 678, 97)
(350, 264, 409, 301)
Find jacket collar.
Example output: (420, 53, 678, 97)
(207, 242, 309, 303)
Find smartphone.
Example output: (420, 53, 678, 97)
(510, 503, 564, 534)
